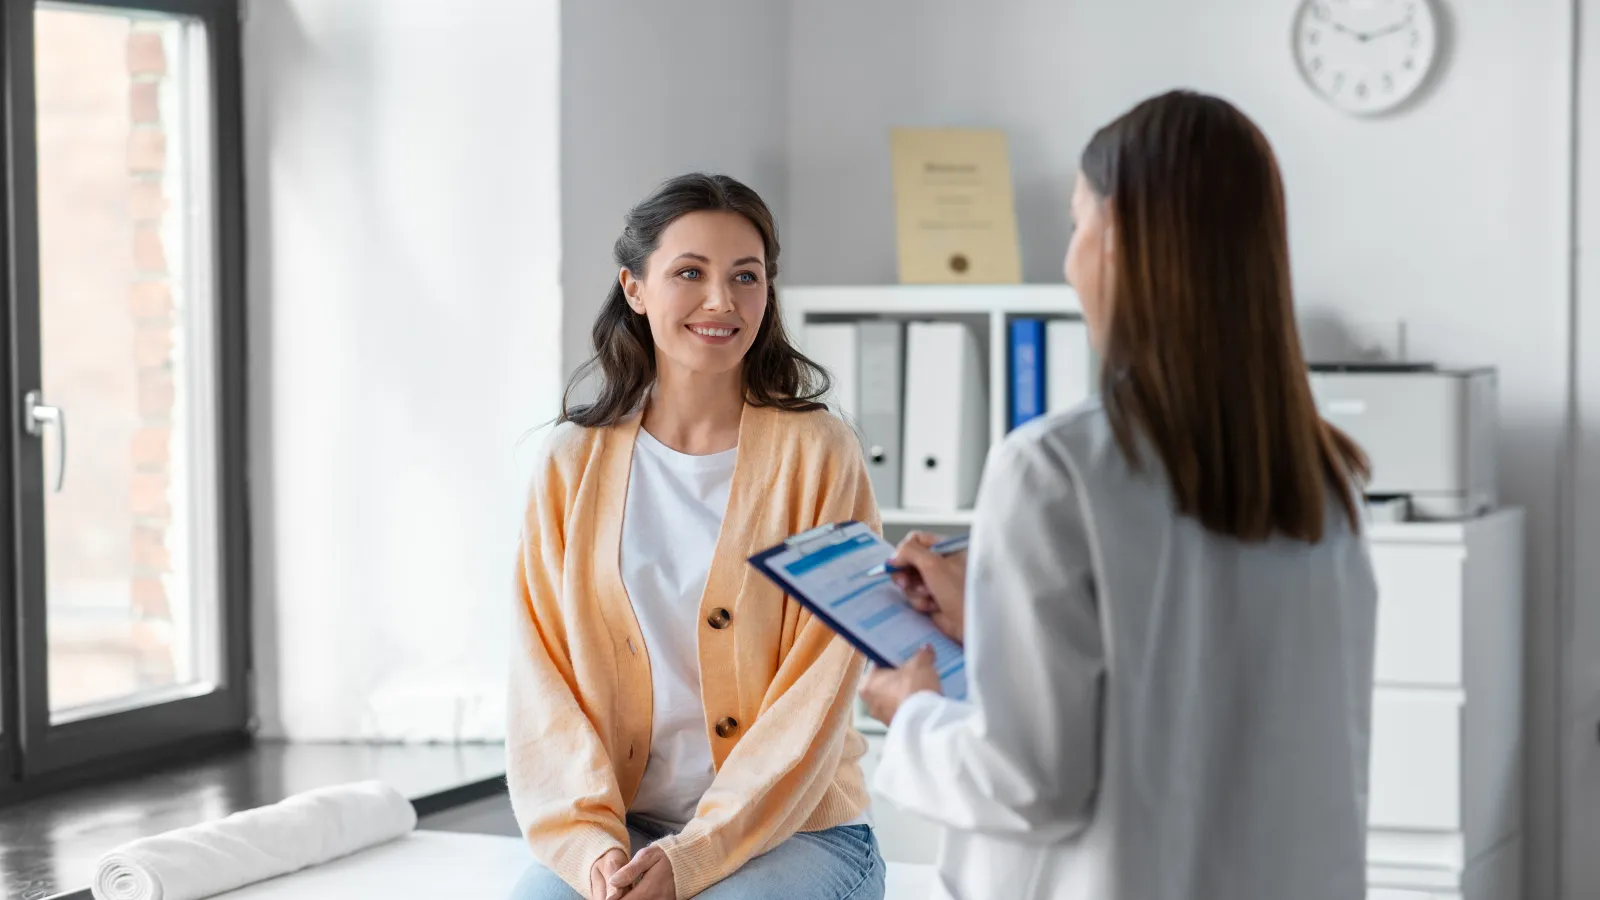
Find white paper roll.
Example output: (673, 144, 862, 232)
(92, 780, 418, 900)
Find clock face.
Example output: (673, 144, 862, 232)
(1293, 0, 1438, 115)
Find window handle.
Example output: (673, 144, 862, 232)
(23, 390, 65, 493)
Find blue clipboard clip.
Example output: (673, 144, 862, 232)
(782, 521, 857, 555)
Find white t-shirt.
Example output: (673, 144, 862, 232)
(620, 428, 736, 827)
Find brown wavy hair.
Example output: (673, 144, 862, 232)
(1081, 91, 1370, 542)
(559, 173, 829, 427)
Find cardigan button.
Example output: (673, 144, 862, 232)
(707, 608, 732, 630)
(715, 717, 739, 739)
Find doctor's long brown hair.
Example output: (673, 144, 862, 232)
(1081, 91, 1369, 542)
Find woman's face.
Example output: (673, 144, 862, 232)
(1064, 172, 1111, 352)
(621, 210, 769, 379)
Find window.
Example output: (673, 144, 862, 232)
(0, 0, 246, 796)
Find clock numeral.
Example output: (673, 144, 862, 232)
(1311, 56, 1323, 72)
(1333, 72, 1345, 92)
(1410, 29, 1420, 46)
(1309, 29, 1321, 45)
(1355, 82, 1368, 99)
(1404, 57, 1415, 70)
(1383, 73, 1395, 91)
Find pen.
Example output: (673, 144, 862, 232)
(862, 534, 971, 578)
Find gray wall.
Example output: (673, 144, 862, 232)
(782, 2, 1575, 897)
(559, 0, 792, 384)
(1572, 0, 1600, 893)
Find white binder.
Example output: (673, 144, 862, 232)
(856, 321, 904, 509)
(1046, 318, 1094, 414)
(804, 322, 860, 421)
(901, 321, 988, 510)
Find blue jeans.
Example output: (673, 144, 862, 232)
(508, 816, 886, 900)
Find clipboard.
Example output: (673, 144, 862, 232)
(748, 521, 967, 700)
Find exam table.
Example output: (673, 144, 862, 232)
(203, 830, 937, 899)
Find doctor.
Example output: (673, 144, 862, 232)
(858, 90, 1381, 900)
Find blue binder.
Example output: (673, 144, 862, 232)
(1009, 318, 1046, 429)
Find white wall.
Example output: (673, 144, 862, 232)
(243, 0, 563, 741)
(787, 1, 1576, 897)
(559, 0, 790, 380)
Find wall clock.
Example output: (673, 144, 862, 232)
(1292, 0, 1439, 116)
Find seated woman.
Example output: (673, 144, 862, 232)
(507, 173, 886, 900)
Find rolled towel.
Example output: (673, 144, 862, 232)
(92, 779, 417, 900)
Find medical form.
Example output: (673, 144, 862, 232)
(748, 521, 967, 700)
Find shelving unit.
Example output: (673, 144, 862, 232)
(782, 284, 1086, 740)
(785, 289, 1528, 900)
(781, 284, 1084, 532)
(879, 508, 974, 528)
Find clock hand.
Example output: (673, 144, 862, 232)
(1360, 14, 1415, 42)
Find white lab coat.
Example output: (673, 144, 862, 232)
(873, 401, 1379, 900)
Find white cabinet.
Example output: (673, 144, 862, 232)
(1364, 508, 1524, 900)
(1370, 543, 1465, 686)
(1369, 691, 1464, 831)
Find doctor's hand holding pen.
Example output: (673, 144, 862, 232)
(886, 531, 969, 642)
(858, 531, 969, 724)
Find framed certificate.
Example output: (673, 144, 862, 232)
(889, 127, 1023, 285)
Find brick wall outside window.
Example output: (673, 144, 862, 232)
(38, 10, 184, 709)
(127, 23, 176, 686)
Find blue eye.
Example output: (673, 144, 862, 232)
(680, 268, 702, 280)
(736, 272, 758, 284)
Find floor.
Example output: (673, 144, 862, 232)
(0, 740, 506, 900)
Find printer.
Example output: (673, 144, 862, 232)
(1307, 364, 1497, 520)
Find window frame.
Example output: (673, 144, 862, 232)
(0, 0, 250, 799)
